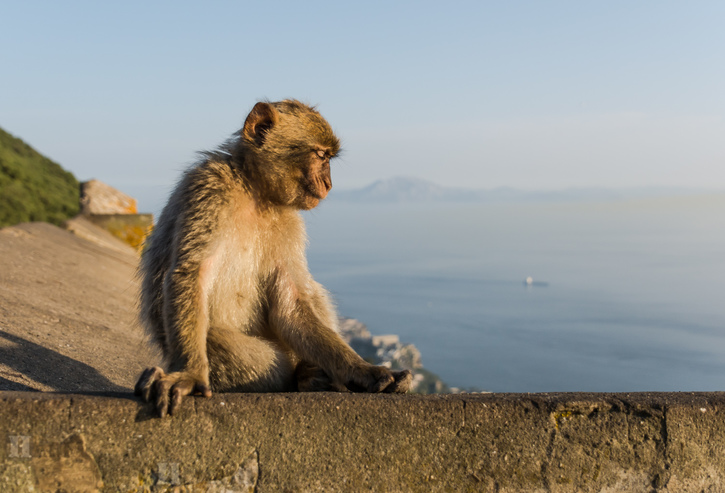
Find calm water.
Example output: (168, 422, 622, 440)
(303, 195, 725, 392)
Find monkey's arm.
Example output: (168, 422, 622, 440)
(268, 269, 410, 393)
(136, 246, 216, 417)
(136, 171, 226, 416)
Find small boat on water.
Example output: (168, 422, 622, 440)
(524, 276, 549, 287)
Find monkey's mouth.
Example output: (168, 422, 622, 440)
(307, 176, 332, 200)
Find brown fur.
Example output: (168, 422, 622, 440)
(135, 100, 411, 416)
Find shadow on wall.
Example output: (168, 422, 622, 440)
(0, 376, 36, 392)
(0, 330, 127, 393)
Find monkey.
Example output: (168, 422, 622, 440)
(134, 100, 412, 417)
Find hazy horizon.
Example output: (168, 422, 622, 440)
(333, 175, 724, 193)
(119, 173, 725, 218)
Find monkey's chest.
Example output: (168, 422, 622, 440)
(206, 245, 267, 333)
(205, 213, 303, 333)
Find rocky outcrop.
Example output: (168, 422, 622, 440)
(338, 318, 446, 393)
(80, 180, 138, 215)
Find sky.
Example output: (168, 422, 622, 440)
(1, 1, 724, 213)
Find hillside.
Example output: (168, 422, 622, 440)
(0, 127, 80, 228)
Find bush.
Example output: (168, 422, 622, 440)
(0, 127, 79, 228)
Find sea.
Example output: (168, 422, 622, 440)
(303, 194, 725, 393)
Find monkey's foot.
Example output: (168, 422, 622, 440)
(294, 362, 349, 392)
(134, 366, 212, 418)
(384, 369, 413, 393)
(347, 365, 414, 394)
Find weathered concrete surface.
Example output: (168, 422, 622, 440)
(1, 391, 724, 492)
(0, 221, 157, 393)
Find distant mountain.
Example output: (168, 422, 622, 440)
(331, 176, 472, 203)
(329, 176, 708, 204)
(0, 127, 79, 227)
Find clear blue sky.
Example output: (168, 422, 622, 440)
(2, 1, 723, 213)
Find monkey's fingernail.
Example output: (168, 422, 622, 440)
(193, 383, 212, 397)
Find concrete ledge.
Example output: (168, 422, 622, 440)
(83, 214, 153, 250)
(1, 391, 724, 492)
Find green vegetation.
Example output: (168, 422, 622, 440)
(0, 127, 79, 228)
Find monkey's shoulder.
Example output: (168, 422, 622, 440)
(171, 159, 250, 225)
(182, 159, 244, 198)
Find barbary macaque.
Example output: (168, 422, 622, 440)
(135, 100, 412, 416)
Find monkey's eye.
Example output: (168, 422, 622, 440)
(315, 149, 327, 160)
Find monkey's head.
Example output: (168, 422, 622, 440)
(240, 100, 341, 210)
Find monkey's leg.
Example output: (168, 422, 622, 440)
(269, 270, 413, 394)
(207, 328, 297, 392)
(135, 366, 165, 401)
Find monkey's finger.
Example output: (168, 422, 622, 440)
(169, 380, 194, 416)
(154, 379, 173, 418)
(384, 370, 413, 394)
(369, 373, 395, 393)
(135, 367, 165, 402)
(134, 367, 152, 396)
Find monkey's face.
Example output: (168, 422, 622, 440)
(298, 148, 333, 210)
(242, 100, 340, 210)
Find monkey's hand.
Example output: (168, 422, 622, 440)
(134, 367, 212, 418)
(348, 364, 413, 394)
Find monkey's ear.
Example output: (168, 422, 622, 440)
(243, 102, 278, 146)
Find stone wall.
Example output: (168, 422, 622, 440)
(1, 391, 724, 492)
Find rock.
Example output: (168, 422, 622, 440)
(338, 318, 371, 340)
(338, 317, 443, 393)
(80, 179, 138, 215)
